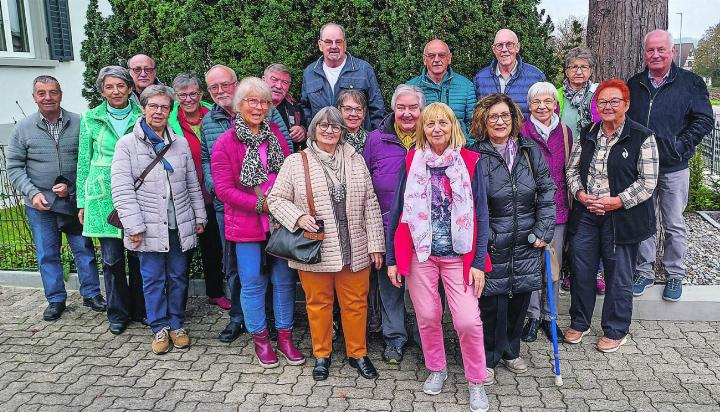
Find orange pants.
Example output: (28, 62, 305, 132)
(298, 266, 370, 358)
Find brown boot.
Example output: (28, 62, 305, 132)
(170, 328, 190, 349)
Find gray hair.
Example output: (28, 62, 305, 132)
(95, 65, 133, 93)
(263, 63, 291, 78)
(644, 29, 673, 50)
(564, 47, 595, 69)
(527, 82, 558, 106)
(139, 84, 175, 107)
(204, 64, 238, 83)
(172, 72, 201, 91)
(390, 84, 426, 111)
(232, 77, 273, 111)
(336, 89, 367, 110)
(307, 107, 346, 143)
(33, 75, 61, 92)
(319, 22, 346, 39)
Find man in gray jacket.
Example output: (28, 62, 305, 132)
(6, 76, 105, 321)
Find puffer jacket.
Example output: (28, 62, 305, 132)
(268, 143, 385, 273)
(200, 104, 232, 213)
(473, 56, 546, 118)
(407, 67, 477, 142)
(211, 123, 290, 243)
(362, 113, 413, 231)
(468, 136, 556, 296)
(110, 119, 207, 252)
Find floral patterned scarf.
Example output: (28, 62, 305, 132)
(235, 114, 284, 187)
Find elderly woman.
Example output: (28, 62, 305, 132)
(558, 47, 605, 294)
(77, 66, 145, 335)
(337, 89, 368, 153)
(363, 84, 425, 364)
(268, 107, 385, 381)
(210, 77, 300, 368)
(111, 85, 207, 354)
(565, 79, 658, 353)
(520, 82, 573, 343)
(167, 73, 230, 311)
(468, 94, 555, 384)
(386, 102, 491, 412)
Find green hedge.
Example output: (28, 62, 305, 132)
(82, 0, 558, 107)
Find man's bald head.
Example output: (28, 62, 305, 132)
(494, 29, 519, 45)
(422, 39, 453, 83)
(492, 29, 520, 69)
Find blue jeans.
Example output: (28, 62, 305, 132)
(137, 230, 189, 333)
(25, 206, 100, 303)
(235, 242, 295, 334)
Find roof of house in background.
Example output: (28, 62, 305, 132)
(674, 43, 695, 67)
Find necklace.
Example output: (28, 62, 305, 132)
(107, 107, 131, 121)
(318, 162, 346, 203)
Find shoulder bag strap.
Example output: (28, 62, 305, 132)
(133, 142, 172, 191)
(562, 123, 570, 168)
(300, 151, 316, 217)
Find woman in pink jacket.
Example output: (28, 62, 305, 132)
(211, 77, 303, 368)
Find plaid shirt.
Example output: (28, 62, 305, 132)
(648, 69, 671, 89)
(567, 121, 659, 209)
(42, 114, 64, 142)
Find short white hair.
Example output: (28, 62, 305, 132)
(527, 82, 557, 105)
(390, 84, 426, 110)
(643, 30, 673, 50)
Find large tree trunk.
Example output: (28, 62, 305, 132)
(587, 0, 668, 81)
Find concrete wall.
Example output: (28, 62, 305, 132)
(0, 0, 111, 145)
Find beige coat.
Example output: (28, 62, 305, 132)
(268, 144, 385, 273)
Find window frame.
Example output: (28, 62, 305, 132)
(0, 0, 35, 58)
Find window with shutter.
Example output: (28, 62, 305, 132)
(44, 0, 73, 61)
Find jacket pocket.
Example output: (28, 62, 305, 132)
(337, 76, 369, 92)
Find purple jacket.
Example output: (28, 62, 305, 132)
(521, 119, 573, 224)
(362, 113, 412, 232)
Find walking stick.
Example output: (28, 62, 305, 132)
(545, 247, 563, 386)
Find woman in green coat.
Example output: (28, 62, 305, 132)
(77, 66, 144, 335)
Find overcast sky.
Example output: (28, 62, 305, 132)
(538, 0, 720, 41)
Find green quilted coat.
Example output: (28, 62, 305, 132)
(76, 100, 142, 238)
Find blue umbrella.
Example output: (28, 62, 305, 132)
(545, 247, 563, 386)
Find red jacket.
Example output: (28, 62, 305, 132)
(177, 105, 212, 204)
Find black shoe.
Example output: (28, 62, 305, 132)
(521, 318, 539, 342)
(313, 357, 331, 381)
(219, 321, 245, 343)
(382, 345, 404, 364)
(540, 320, 563, 341)
(83, 295, 107, 312)
(108, 322, 127, 335)
(131, 316, 149, 326)
(349, 356, 379, 379)
(43, 302, 66, 321)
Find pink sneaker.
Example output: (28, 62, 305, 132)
(209, 296, 232, 310)
(596, 274, 606, 295)
(561, 277, 572, 291)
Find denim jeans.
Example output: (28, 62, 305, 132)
(137, 230, 189, 333)
(25, 206, 100, 303)
(235, 242, 295, 334)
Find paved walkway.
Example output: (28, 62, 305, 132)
(1, 285, 719, 412)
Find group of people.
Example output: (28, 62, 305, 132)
(6, 22, 714, 412)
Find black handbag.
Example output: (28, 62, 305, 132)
(266, 151, 325, 264)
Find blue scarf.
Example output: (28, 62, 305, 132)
(140, 119, 173, 172)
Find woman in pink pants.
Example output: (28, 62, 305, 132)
(386, 103, 491, 412)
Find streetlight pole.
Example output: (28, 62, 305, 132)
(676, 12, 683, 67)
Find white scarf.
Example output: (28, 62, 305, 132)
(530, 114, 560, 141)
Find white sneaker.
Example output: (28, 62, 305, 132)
(422, 370, 448, 395)
(501, 357, 528, 374)
(483, 368, 495, 385)
(469, 383, 490, 412)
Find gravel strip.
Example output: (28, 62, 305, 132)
(662, 212, 720, 285)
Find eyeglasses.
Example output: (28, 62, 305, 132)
(146, 103, 171, 113)
(424, 53, 449, 60)
(207, 81, 237, 93)
(492, 42, 517, 51)
(268, 75, 291, 87)
(242, 98, 271, 109)
(340, 105, 364, 115)
(317, 122, 342, 133)
(566, 64, 591, 73)
(130, 66, 156, 74)
(321, 39, 345, 46)
(487, 112, 512, 124)
(176, 91, 201, 100)
(530, 99, 555, 107)
(597, 98, 625, 108)
(395, 104, 420, 112)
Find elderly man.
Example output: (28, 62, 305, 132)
(473, 29, 546, 117)
(300, 22, 385, 130)
(127, 54, 161, 104)
(628, 30, 714, 301)
(199, 64, 246, 341)
(407, 39, 477, 141)
(263, 63, 306, 151)
(6, 76, 105, 321)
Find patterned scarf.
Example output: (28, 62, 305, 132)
(402, 146, 474, 262)
(140, 119, 173, 172)
(235, 114, 284, 187)
(345, 128, 368, 153)
(563, 79, 593, 131)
